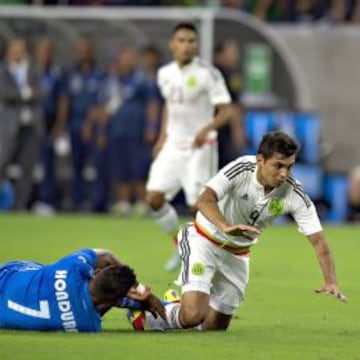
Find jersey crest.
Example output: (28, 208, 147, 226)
(186, 75, 197, 89)
(268, 199, 285, 217)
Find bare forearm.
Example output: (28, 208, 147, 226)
(314, 239, 338, 284)
(156, 106, 167, 139)
(206, 104, 230, 132)
(196, 188, 229, 230)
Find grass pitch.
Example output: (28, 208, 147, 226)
(0, 214, 359, 360)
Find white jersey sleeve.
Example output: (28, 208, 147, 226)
(289, 190, 323, 236)
(205, 159, 237, 200)
(206, 66, 231, 106)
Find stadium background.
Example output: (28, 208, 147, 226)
(0, 2, 359, 359)
(0, 3, 359, 221)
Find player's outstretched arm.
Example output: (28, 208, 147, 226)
(307, 232, 347, 303)
(223, 224, 260, 238)
(196, 187, 260, 237)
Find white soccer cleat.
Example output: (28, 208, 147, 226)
(127, 308, 171, 332)
(164, 248, 181, 272)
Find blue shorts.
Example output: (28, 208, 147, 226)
(109, 137, 150, 182)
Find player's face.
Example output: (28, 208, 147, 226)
(76, 39, 94, 63)
(7, 39, 27, 63)
(256, 152, 295, 190)
(169, 29, 198, 66)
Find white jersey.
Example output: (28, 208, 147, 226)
(195, 155, 323, 249)
(157, 56, 231, 148)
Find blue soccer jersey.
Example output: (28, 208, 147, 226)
(0, 249, 101, 332)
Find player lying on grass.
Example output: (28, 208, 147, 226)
(0, 248, 165, 332)
(129, 131, 347, 332)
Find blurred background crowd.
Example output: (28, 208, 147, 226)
(0, 1, 360, 223)
(2, 1, 360, 25)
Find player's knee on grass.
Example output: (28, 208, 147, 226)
(146, 191, 165, 211)
(202, 308, 232, 331)
(179, 302, 208, 328)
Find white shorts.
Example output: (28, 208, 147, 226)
(146, 141, 218, 206)
(175, 223, 250, 316)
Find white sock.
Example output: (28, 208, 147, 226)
(145, 303, 204, 331)
(165, 304, 204, 330)
(165, 303, 182, 329)
(144, 303, 182, 331)
(152, 203, 179, 236)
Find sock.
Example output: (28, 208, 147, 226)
(152, 203, 179, 237)
(165, 304, 204, 330)
(165, 303, 182, 329)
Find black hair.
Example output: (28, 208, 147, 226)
(214, 39, 238, 56)
(94, 265, 136, 302)
(257, 131, 299, 160)
(172, 22, 198, 36)
(141, 44, 161, 56)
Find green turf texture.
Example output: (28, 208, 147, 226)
(0, 214, 358, 360)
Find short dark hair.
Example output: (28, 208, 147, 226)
(257, 131, 299, 160)
(94, 265, 136, 302)
(141, 44, 161, 56)
(172, 22, 197, 36)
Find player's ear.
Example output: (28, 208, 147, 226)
(256, 154, 264, 165)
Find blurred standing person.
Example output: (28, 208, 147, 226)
(214, 39, 245, 169)
(0, 37, 43, 210)
(140, 45, 163, 82)
(286, 0, 319, 23)
(145, 23, 231, 271)
(140, 44, 164, 188)
(330, 0, 360, 23)
(348, 165, 360, 222)
(91, 45, 159, 216)
(140, 44, 163, 135)
(32, 38, 63, 216)
(52, 38, 104, 211)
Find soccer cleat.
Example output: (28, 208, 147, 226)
(164, 248, 181, 272)
(127, 310, 147, 331)
(163, 289, 181, 304)
(127, 308, 170, 331)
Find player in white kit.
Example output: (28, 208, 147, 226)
(133, 131, 347, 331)
(146, 22, 231, 271)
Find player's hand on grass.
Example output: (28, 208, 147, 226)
(315, 283, 347, 303)
(223, 224, 261, 238)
